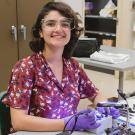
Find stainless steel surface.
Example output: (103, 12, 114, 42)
(11, 25, 17, 41)
(20, 25, 26, 40)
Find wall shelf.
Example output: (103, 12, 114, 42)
(85, 30, 116, 37)
(84, 0, 117, 46)
(85, 15, 117, 21)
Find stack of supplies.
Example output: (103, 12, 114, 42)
(90, 50, 130, 64)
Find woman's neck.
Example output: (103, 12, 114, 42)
(43, 47, 63, 64)
(43, 46, 64, 84)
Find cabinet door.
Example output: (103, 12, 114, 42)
(0, 0, 52, 91)
(17, 0, 52, 59)
(0, 0, 18, 91)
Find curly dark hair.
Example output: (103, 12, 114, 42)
(29, 1, 83, 59)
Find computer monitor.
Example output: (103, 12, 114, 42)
(72, 38, 100, 57)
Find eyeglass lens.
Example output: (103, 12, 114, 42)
(41, 19, 74, 30)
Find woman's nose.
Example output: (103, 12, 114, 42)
(54, 23, 63, 31)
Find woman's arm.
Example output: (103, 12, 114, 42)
(88, 90, 108, 108)
(10, 107, 64, 132)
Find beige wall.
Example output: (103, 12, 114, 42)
(116, 0, 135, 79)
(116, 0, 135, 49)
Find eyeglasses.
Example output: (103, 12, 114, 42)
(41, 18, 75, 30)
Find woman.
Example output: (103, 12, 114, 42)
(3, 1, 119, 132)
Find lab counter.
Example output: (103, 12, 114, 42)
(10, 131, 106, 135)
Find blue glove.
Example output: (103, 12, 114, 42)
(64, 108, 100, 131)
(96, 107, 120, 119)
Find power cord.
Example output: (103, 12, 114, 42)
(117, 89, 130, 129)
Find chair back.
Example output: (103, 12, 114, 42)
(0, 91, 11, 135)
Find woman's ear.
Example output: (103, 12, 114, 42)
(39, 31, 43, 38)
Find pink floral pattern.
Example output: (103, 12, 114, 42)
(3, 52, 98, 119)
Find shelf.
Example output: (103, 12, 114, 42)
(84, 0, 117, 46)
(85, 30, 116, 37)
(85, 15, 117, 21)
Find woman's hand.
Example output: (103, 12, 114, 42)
(64, 108, 100, 131)
(96, 107, 120, 119)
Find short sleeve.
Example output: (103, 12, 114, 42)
(72, 61, 98, 101)
(78, 65, 98, 100)
(3, 58, 35, 110)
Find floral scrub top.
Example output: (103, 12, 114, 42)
(3, 52, 98, 119)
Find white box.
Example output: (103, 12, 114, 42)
(87, 116, 112, 135)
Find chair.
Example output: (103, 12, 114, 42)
(0, 91, 11, 135)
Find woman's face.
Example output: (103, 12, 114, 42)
(40, 10, 71, 49)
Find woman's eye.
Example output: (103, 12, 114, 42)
(61, 22, 70, 28)
(45, 22, 55, 27)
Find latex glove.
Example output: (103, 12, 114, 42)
(96, 107, 120, 119)
(64, 108, 100, 131)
